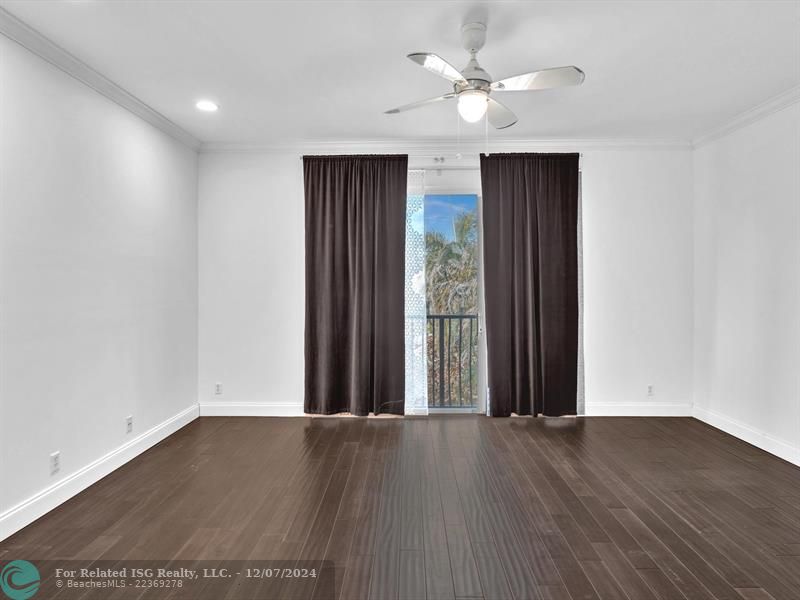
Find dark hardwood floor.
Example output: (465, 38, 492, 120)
(2, 416, 799, 600)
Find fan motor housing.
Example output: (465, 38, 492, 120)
(455, 79, 491, 96)
(459, 23, 491, 85)
(459, 57, 492, 89)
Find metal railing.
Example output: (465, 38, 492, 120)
(426, 314, 479, 408)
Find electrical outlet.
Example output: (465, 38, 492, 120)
(647, 385, 655, 397)
(126, 415, 133, 434)
(50, 451, 60, 476)
(215, 382, 223, 396)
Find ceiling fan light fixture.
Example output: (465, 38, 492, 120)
(457, 90, 488, 123)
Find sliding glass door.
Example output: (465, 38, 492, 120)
(405, 166, 488, 416)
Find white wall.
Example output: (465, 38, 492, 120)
(582, 150, 694, 415)
(0, 35, 199, 532)
(692, 103, 800, 464)
(198, 153, 305, 415)
(198, 148, 695, 417)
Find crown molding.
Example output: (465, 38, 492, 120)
(692, 85, 800, 149)
(0, 7, 200, 150)
(200, 137, 691, 155)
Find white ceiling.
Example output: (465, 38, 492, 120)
(2, 1, 799, 144)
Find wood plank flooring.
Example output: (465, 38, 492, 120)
(2, 416, 799, 600)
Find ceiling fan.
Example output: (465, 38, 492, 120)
(385, 22, 585, 129)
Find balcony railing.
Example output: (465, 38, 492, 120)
(427, 314, 479, 408)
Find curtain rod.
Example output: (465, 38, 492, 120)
(299, 157, 583, 171)
(301, 153, 584, 159)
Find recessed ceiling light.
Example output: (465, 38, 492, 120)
(195, 100, 218, 112)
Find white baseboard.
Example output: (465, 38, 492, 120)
(584, 402, 694, 417)
(692, 406, 800, 466)
(198, 401, 304, 417)
(0, 404, 199, 542)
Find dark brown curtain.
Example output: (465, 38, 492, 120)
(480, 153, 579, 417)
(303, 155, 408, 416)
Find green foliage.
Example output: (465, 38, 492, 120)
(424, 210, 479, 407)
(425, 211, 479, 315)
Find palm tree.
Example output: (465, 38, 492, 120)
(425, 211, 478, 315)
(425, 211, 479, 406)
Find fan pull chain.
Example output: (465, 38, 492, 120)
(484, 107, 489, 156)
(456, 103, 461, 158)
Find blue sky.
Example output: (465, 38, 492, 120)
(424, 194, 477, 240)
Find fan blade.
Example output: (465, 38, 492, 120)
(491, 66, 585, 91)
(487, 98, 518, 129)
(385, 93, 456, 114)
(407, 53, 466, 84)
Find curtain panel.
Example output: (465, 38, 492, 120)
(303, 154, 408, 415)
(480, 153, 580, 417)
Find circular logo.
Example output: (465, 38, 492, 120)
(0, 561, 40, 600)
